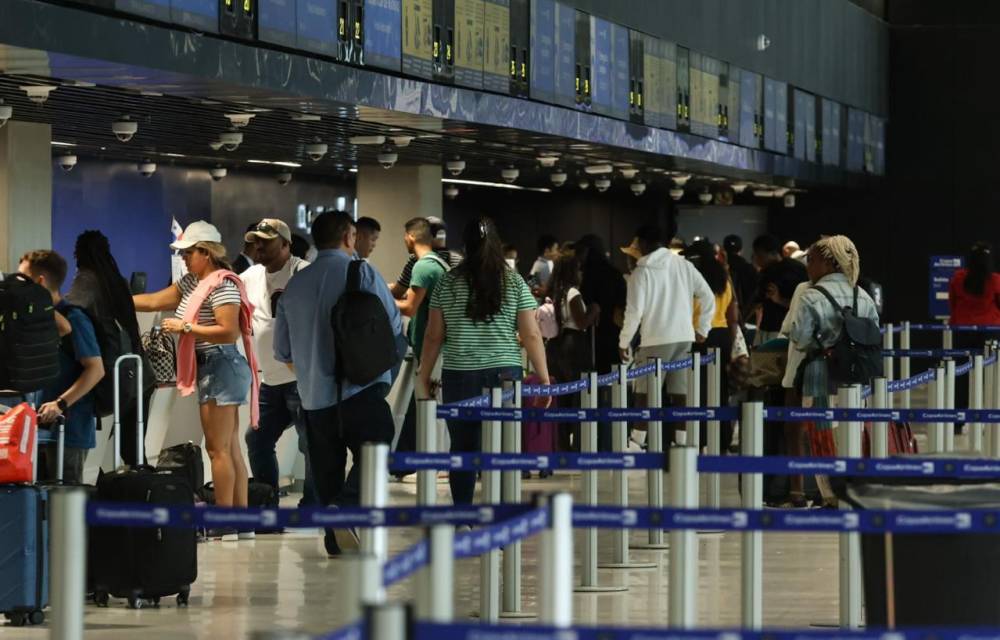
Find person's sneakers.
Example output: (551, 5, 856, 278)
(324, 527, 361, 557)
(238, 530, 256, 541)
(206, 527, 239, 542)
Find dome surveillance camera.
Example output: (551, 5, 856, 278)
(501, 166, 519, 183)
(390, 135, 414, 147)
(671, 173, 692, 187)
(210, 167, 227, 182)
(22, 85, 56, 104)
(783, 193, 796, 208)
(731, 182, 748, 194)
(305, 141, 328, 162)
(630, 181, 646, 196)
(57, 154, 77, 172)
(277, 171, 293, 186)
(377, 144, 398, 169)
(0, 102, 11, 128)
(220, 131, 243, 152)
(698, 191, 713, 205)
(138, 161, 157, 178)
(620, 168, 638, 180)
(550, 171, 567, 187)
(594, 177, 611, 192)
(225, 113, 254, 128)
(578, 179, 590, 190)
(444, 185, 459, 199)
(208, 141, 224, 151)
(538, 156, 558, 168)
(446, 159, 466, 176)
(112, 118, 139, 143)
(669, 187, 684, 201)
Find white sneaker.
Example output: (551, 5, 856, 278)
(238, 531, 256, 541)
(221, 531, 239, 542)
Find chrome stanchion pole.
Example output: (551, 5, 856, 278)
(944, 324, 953, 350)
(418, 525, 454, 622)
(740, 402, 763, 630)
(685, 352, 702, 449)
(51, 488, 86, 640)
(945, 359, 956, 452)
(972, 355, 985, 453)
(707, 347, 722, 508)
(500, 380, 531, 618)
(602, 364, 654, 570)
(364, 602, 410, 640)
(345, 553, 385, 621)
(480, 387, 504, 621)
(360, 443, 389, 563)
(992, 344, 1000, 458)
(838, 385, 863, 629)
(872, 377, 889, 458)
(576, 372, 626, 593)
(416, 399, 438, 506)
(669, 445, 698, 628)
(930, 366, 946, 452)
(883, 323, 895, 388)
(633, 358, 668, 550)
(540, 492, 574, 627)
(901, 322, 912, 410)
(985, 343, 995, 455)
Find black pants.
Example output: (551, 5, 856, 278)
(303, 384, 394, 508)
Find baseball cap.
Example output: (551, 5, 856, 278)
(170, 221, 222, 250)
(245, 218, 292, 244)
(619, 237, 642, 260)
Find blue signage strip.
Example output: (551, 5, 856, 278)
(259, 0, 298, 47)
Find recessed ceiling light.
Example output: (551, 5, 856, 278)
(291, 114, 322, 122)
(51, 141, 76, 147)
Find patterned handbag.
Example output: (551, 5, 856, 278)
(141, 327, 176, 385)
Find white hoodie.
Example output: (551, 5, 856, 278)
(619, 247, 716, 349)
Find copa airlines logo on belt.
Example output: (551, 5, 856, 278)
(536, 455, 550, 469)
(478, 507, 494, 523)
(894, 512, 971, 530)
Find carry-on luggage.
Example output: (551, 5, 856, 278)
(521, 375, 558, 476)
(0, 396, 64, 627)
(156, 441, 204, 498)
(89, 355, 197, 609)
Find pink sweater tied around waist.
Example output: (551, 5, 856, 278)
(175, 270, 260, 427)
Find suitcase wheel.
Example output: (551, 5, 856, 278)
(94, 591, 110, 608)
(127, 594, 143, 610)
(177, 588, 190, 608)
(7, 612, 26, 627)
(28, 610, 44, 625)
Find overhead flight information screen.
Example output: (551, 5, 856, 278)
(589, 15, 612, 115)
(552, 1, 575, 107)
(483, 0, 510, 92)
(364, 0, 403, 71)
(455, 0, 485, 88)
(529, 0, 556, 103)
(402, 0, 434, 78)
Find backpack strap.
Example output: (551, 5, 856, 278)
(346, 260, 364, 293)
(425, 252, 451, 273)
(813, 285, 847, 317)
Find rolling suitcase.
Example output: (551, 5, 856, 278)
(89, 355, 197, 609)
(0, 397, 65, 627)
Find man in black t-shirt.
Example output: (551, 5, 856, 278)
(724, 235, 758, 327)
(751, 235, 808, 343)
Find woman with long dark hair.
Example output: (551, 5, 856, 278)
(949, 242, 1000, 422)
(418, 217, 551, 505)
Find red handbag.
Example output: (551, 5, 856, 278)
(0, 403, 38, 483)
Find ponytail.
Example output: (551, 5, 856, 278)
(455, 217, 506, 322)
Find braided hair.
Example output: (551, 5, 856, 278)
(813, 235, 861, 287)
(73, 230, 142, 348)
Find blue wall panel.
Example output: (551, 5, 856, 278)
(364, 0, 402, 71)
(115, 0, 171, 22)
(259, 0, 298, 47)
(171, 0, 219, 32)
(297, 0, 339, 55)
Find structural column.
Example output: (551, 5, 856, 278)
(0, 121, 52, 271)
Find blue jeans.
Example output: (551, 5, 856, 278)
(245, 381, 317, 506)
(442, 366, 523, 505)
(196, 344, 251, 406)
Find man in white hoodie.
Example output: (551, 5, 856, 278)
(619, 225, 716, 409)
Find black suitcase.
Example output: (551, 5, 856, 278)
(89, 355, 197, 609)
(156, 441, 204, 497)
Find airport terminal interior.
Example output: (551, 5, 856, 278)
(2, 0, 1000, 638)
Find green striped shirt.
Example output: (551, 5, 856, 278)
(430, 268, 537, 371)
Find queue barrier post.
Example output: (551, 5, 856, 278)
(883, 323, 895, 387)
(602, 364, 654, 570)
(346, 553, 384, 622)
(931, 365, 946, 452)
(685, 352, 702, 449)
(500, 379, 532, 618)
(480, 386, 504, 621)
(668, 445, 699, 628)
(633, 358, 669, 550)
(361, 443, 389, 563)
(575, 372, 626, 593)
(945, 359, 956, 452)
(872, 377, 889, 458)
(416, 399, 438, 507)
(900, 321, 912, 410)
(706, 347, 722, 508)
(991, 342, 1000, 457)
(944, 324, 954, 350)
(972, 355, 985, 453)
(417, 525, 454, 622)
(740, 402, 763, 630)
(51, 488, 86, 640)
(364, 602, 410, 640)
(838, 384, 863, 629)
(540, 492, 574, 627)
(985, 343, 995, 455)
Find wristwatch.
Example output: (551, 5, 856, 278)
(56, 397, 68, 412)
(182, 322, 193, 334)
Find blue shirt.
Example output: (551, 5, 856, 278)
(273, 249, 403, 411)
(41, 301, 101, 449)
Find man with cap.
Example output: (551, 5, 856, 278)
(390, 216, 462, 299)
(240, 219, 317, 508)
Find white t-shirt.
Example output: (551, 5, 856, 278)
(560, 287, 583, 331)
(241, 256, 309, 386)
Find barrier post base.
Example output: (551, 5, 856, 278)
(597, 560, 658, 569)
(630, 542, 671, 550)
(573, 584, 629, 593)
(498, 611, 537, 619)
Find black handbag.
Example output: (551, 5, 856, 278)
(141, 327, 176, 385)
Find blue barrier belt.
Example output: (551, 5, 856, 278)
(316, 622, 363, 640)
(382, 538, 428, 587)
(412, 623, 1000, 640)
(452, 506, 548, 559)
(882, 349, 983, 357)
(388, 452, 666, 471)
(910, 323, 1000, 332)
(436, 406, 738, 422)
(698, 455, 1000, 478)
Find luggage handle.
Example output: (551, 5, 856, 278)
(31, 415, 65, 484)
(113, 354, 145, 470)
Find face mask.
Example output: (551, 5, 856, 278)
(505, 258, 517, 270)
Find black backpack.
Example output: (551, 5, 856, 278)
(61, 304, 136, 417)
(0, 273, 60, 392)
(812, 285, 884, 386)
(331, 260, 400, 391)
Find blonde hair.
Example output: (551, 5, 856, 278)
(813, 235, 860, 286)
(193, 241, 230, 270)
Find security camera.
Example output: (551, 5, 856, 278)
(0, 102, 11, 128)
(210, 167, 227, 182)
(58, 154, 77, 172)
(225, 113, 254, 128)
(446, 159, 466, 176)
(390, 135, 414, 147)
(220, 131, 243, 152)
(773, 187, 790, 197)
(550, 171, 567, 187)
(501, 166, 519, 183)
(669, 187, 684, 201)
(731, 182, 748, 194)
(538, 156, 558, 168)
(112, 118, 139, 143)
(22, 85, 56, 104)
(578, 179, 590, 190)
(444, 185, 459, 199)
(630, 181, 646, 196)
(306, 142, 328, 162)
(377, 144, 398, 169)
(277, 171, 293, 186)
(208, 141, 224, 151)
(594, 177, 611, 193)
(620, 168, 638, 180)
(783, 193, 796, 208)
(698, 190, 713, 205)
(138, 161, 157, 178)
(671, 173, 692, 187)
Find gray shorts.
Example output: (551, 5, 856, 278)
(633, 342, 692, 397)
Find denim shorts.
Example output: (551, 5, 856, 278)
(196, 344, 251, 406)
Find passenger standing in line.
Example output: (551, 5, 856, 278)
(232, 223, 259, 274)
(949, 242, 1000, 417)
(417, 217, 551, 505)
(576, 234, 627, 452)
(273, 211, 402, 556)
(240, 219, 316, 508)
(67, 230, 152, 467)
(391, 216, 463, 299)
(723, 234, 758, 328)
(290, 233, 311, 260)
(18, 250, 105, 483)
(751, 235, 809, 344)
(619, 225, 715, 445)
(503, 244, 520, 273)
(134, 221, 258, 540)
(354, 216, 382, 260)
(529, 234, 559, 297)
